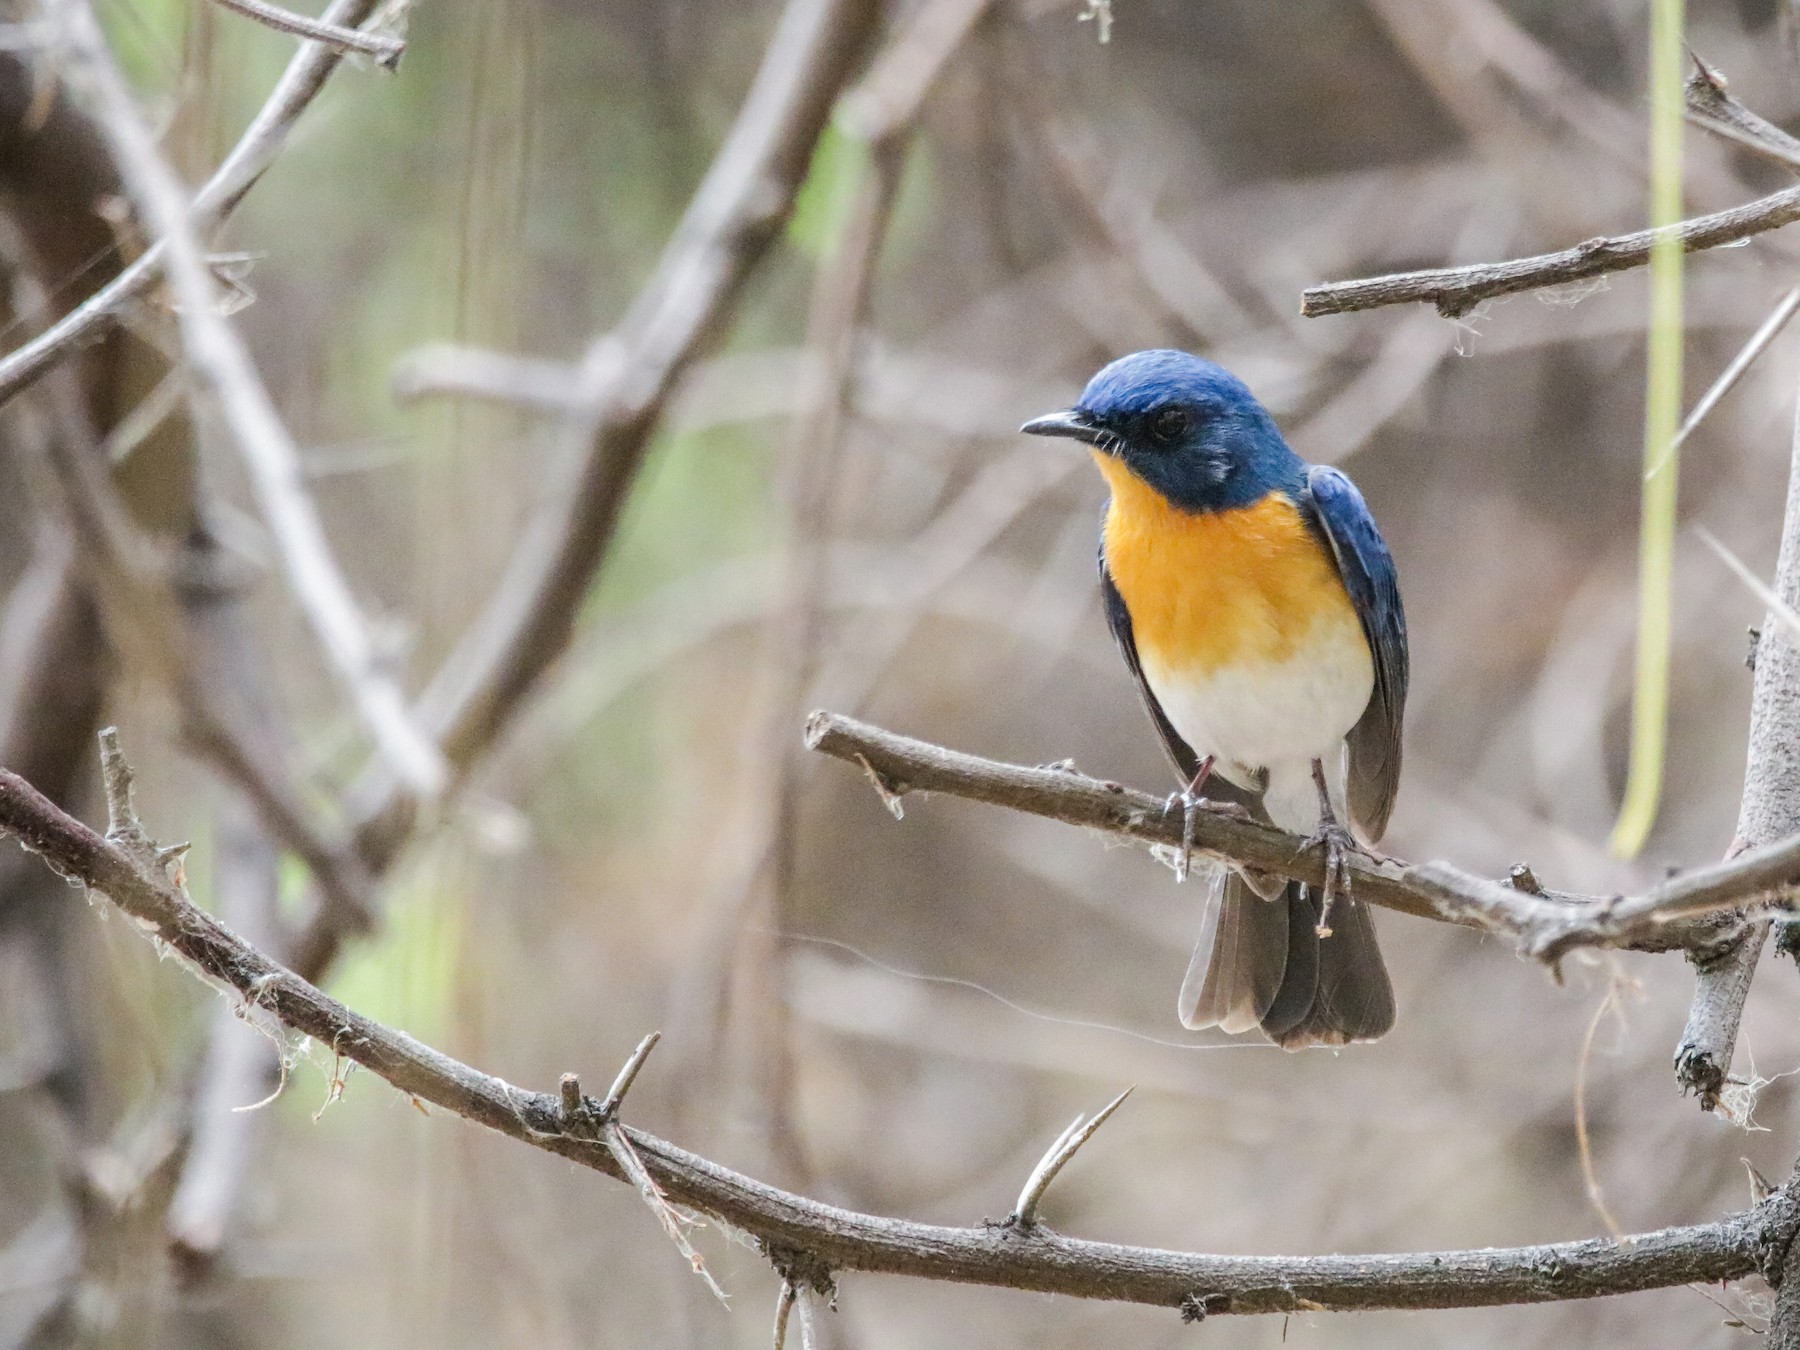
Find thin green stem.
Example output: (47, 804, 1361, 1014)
(1612, 0, 1687, 857)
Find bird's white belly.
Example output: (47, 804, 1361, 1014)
(1144, 614, 1373, 833)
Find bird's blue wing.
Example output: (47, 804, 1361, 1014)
(1302, 466, 1408, 840)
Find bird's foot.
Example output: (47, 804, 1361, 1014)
(1296, 817, 1371, 937)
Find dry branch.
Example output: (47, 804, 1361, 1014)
(397, 0, 883, 797)
(1300, 184, 1800, 318)
(391, 344, 585, 413)
(0, 0, 383, 404)
(175, 0, 887, 1264)
(1, 735, 1797, 1317)
(44, 0, 445, 796)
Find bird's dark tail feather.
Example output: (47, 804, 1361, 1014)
(1179, 869, 1395, 1048)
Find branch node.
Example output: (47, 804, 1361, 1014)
(1776, 917, 1800, 962)
(762, 1241, 836, 1300)
(1180, 1292, 1231, 1322)
(98, 726, 160, 868)
(1006, 1086, 1132, 1231)
(559, 1072, 584, 1125)
(1507, 863, 1544, 895)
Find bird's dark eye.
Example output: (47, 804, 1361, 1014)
(1150, 407, 1192, 443)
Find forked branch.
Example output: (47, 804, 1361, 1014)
(0, 734, 1795, 1317)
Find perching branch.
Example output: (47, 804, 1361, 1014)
(2, 733, 1798, 1318)
(802, 711, 1800, 961)
(1300, 183, 1800, 318)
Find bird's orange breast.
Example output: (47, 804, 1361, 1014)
(1096, 453, 1360, 680)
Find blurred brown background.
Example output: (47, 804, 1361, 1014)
(5, 0, 1800, 1345)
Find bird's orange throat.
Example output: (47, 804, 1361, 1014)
(1095, 452, 1361, 679)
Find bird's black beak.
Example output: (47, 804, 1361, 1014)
(1019, 407, 1104, 446)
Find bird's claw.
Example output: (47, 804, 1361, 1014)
(1298, 818, 1366, 937)
(1161, 792, 1251, 881)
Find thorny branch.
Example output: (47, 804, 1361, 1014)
(2, 733, 1798, 1318)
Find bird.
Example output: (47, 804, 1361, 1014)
(1020, 349, 1407, 1049)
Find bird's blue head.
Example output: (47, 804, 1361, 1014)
(1020, 350, 1304, 512)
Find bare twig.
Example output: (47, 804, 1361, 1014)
(599, 1031, 661, 1121)
(1698, 528, 1800, 646)
(390, 343, 586, 414)
(1007, 1087, 1132, 1230)
(835, 0, 993, 144)
(794, 1284, 820, 1349)
(0, 0, 382, 404)
(2, 740, 1798, 1315)
(47, 0, 447, 797)
(1668, 286, 1800, 459)
(773, 1282, 797, 1349)
(208, 0, 404, 69)
(600, 1117, 731, 1307)
(1300, 184, 1800, 318)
